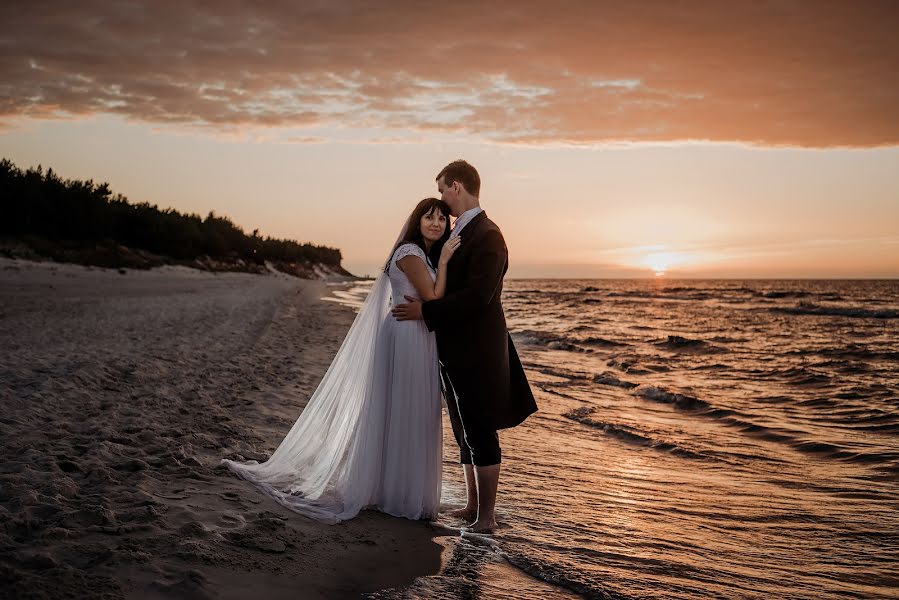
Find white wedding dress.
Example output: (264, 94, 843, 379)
(221, 238, 443, 524)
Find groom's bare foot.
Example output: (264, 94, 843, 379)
(447, 507, 477, 521)
(466, 519, 498, 533)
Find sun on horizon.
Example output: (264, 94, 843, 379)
(636, 248, 692, 278)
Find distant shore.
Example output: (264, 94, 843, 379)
(0, 258, 440, 599)
(0, 235, 357, 280)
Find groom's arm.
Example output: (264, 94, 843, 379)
(421, 229, 506, 333)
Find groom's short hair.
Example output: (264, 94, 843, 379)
(437, 160, 480, 197)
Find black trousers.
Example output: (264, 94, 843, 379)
(440, 362, 501, 466)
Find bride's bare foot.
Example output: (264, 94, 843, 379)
(447, 507, 477, 521)
(465, 519, 498, 533)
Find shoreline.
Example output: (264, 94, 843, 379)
(0, 258, 442, 599)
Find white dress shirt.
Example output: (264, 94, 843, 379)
(449, 206, 483, 239)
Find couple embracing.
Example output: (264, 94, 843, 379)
(222, 160, 537, 533)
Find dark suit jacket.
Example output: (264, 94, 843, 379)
(421, 210, 537, 430)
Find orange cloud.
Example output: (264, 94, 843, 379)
(2, 1, 897, 146)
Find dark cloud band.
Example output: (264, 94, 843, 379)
(2, 0, 897, 146)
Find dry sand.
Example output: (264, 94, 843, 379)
(0, 258, 443, 599)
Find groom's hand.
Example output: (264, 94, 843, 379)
(392, 295, 423, 321)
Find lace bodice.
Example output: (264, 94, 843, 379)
(388, 243, 435, 303)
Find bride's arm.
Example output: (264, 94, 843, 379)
(397, 239, 460, 300)
(396, 254, 445, 302)
(397, 256, 441, 301)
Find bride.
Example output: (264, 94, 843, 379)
(221, 197, 460, 523)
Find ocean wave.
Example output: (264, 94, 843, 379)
(852, 422, 899, 434)
(655, 335, 724, 353)
(760, 290, 812, 299)
(831, 391, 859, 401)
(689, 363, 730, 371)
(507, 298, 541, 306)
(592, 372, 638, 389)
(753, 395, 795, 404)
(874, 462, 899, 480)
(632, 384, 712, 411)
(629, 382, 763, 423)
(380, 534, 615, 600)
(621, 376, 893, 459)
(795, 397, 839, 408)
(606, 290, 712, 301)
(721, 417, 799, 444)
(811, 406, 899, 431)
(546, 341, 590, 352)
(708, 335, 750, 343)
(490, 544, 617, 600)
(581, 337, 629, 348)
(790, 345, 899, 362)
(605, 358, 653, 375)
(564, 407, 713, 461)
(661, 286, 708, 293)
(755, 290, 846, 302)
(513, 330, 576, 350)
(744, 366, 832, 386)
(788, 442, 899, 464)
(704, 411, 899, 465)
(513, 329, 628, 353)
(525, 364, 589, 382)
(817, 360, 872, 374)
(772, 302, 899, 319)
(606, 290, 654, 298)
(538, 386, 581, 401)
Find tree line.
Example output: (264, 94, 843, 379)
(0, 158, 344, 270)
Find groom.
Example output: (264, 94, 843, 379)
(392, 159, 537, 532)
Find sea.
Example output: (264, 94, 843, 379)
(330, 278, 899, 599)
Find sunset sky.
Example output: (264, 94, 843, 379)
(1, 1, 897, 277)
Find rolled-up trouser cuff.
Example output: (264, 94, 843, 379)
(459, 432, 501, 466)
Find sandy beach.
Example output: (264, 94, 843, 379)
(0, 258, 443, 599)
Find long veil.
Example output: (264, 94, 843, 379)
(220, 219, 410, 523)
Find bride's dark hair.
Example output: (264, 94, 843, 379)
(385, 197, 451, 272)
